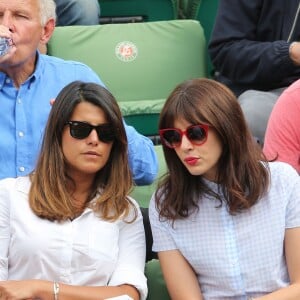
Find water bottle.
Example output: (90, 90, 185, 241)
(0, 37, 11, 56)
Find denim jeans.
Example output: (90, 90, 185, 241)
(55, 0, 100, 26)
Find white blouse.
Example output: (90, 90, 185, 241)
(0, 176, 147, 300)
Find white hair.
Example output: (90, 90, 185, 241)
(38, 0, 57, 26)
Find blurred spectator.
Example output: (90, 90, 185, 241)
(209, 0, 300, 144)
(264, 79, 300, 174)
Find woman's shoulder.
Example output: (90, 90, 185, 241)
(267, 161, 299, 191)
(124, 195, 143, 220)
(0, 177, 31, 213)
(0, 176, 31, 194)
(268, 161, 298, 176)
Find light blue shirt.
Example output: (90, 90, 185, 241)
(149, 162, 300, 299)
(0, 52, 157, 185)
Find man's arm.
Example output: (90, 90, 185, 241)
(208, 0, 298, 85)
(124, 123, 158, 186)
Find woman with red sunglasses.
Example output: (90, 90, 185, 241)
(0, 81, 147, 300)
(149, 78, 300, 300)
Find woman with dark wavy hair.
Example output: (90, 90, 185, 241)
(0, 81, 147, 300)
(149, 78, 300, 300)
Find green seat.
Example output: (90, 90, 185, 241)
(145, 259, 170, 300)
(178, 0, 189, 18)
(191, 0, 219, 77)
(99, 0, 178, 23)
(132, 145, 166, 262)
(47, 20, 207, 136)
(178, 0, 219, 77)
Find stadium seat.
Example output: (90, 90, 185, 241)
(145, 259, 171, 300)
(133, 150, 169, 298)
(131, 145, 167, 262)
(47, 20, 207, 136)
(99, 0, 178, 23)
(178, 0, 219, 77)
(190, 0, 219, 77)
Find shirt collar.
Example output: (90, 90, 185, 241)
(0, 51, 43, 90)
(33, 50, 44, 81)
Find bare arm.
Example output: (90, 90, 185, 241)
(158, 250, 203, 300)
(0, 281, 139, 300)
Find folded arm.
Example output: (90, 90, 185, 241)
(208, 0, 298, 85)
(0, 280, 138, 300)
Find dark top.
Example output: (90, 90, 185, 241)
(208, 0, 300, 96)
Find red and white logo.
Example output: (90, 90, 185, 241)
(115, 41, 138, 62)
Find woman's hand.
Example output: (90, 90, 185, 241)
(0, 280, 38, 299)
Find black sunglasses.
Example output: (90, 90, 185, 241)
(159, 124, 209, 148)
(65, 121, 116, 143)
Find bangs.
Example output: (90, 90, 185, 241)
(160, 92, 208, 128)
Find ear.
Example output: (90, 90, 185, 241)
(40, 18, 55, 45)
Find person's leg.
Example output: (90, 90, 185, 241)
(55, 0, 100, 26)
(238, 87, 286, 145)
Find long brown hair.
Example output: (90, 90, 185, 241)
(29, 81, 135, 222)
(156, 78, 269, 221)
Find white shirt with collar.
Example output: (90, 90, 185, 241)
(0, 176, 147, 300)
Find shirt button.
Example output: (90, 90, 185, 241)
(5, 78, 10, 84)
(19, 166, 25, 172)
(231, 259, 238, 266)
(18, 131, 24, 137)
(17, 98, 22, 104)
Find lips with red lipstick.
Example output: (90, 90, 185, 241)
(184, 156, 199, 166)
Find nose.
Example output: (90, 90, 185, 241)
(86, 128, 99, 145)
(1, 12, 14, 32)
(180, 133, 193, 150)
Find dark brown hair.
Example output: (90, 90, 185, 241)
(29, 81, 135, 222)
(156, 78, 269, 221)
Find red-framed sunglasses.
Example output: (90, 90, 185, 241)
(159, 124, 209, 149)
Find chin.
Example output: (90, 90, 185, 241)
(77, 166, 101, 176)
(186, 167, 204, 176)
(85, 168, 102, 174)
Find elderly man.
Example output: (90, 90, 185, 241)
(0, 0, 158, 184)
